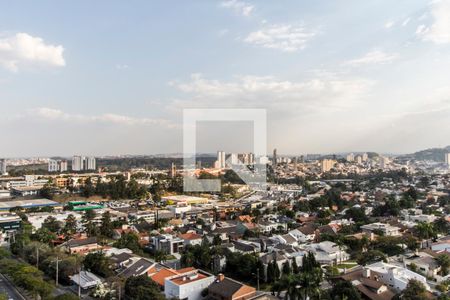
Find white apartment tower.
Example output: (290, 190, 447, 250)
(362, 153, 369, 161)
(48, 159, 59, 172)
(215, 151, 226, 169)
(72, 156, 96, 171)
(85, 156, 96, 170)
(346, 153, 355, 162)
(445, 153, 450, 167)
(321, 159, 336, 172)
(72, 156, 83, 171)
(48, 160, 69, 172)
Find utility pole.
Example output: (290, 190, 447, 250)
(36, 247, 39, 268)
(55, 255, 60, 287)
(256, 268, 260, 291)
(78, 259, 81, 298)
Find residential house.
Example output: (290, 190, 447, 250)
(365, 261, 430, 292)
(361, 223, 401, 237)
(208, 274, 256, 300)
(164, 269, 215, 300)
(62, 237, 99, 254)
(304, 241, 350, 265)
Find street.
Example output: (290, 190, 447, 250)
(0, 274, 26, 300)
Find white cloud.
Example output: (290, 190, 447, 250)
(115, 64, 129, 70)
(220, 0, 254, 17)
(384, 21, 395, 29)
(27, 107, 177, 128)
(0, 32, 65, 72)
(244, 24, 316, 52)
(345, 50, 398, 66)
(417, 0, 450, 44)
(402, 17, 411, 27)
(170, 73, 373, 114)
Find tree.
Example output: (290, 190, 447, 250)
(83, 252, 113, 278)
(32, 228, 57, 244)
(83, 210, 98, 237)
(53, 294, 80, 300)
(434, 217, 450, 235)
(124, 275, 165, 300)
(282, 261, 292, 275)
(415, 222, 436, 240)
(357, 250, 387, 266)
(330, 280, 362, 300)
(292, 258, 299, 274)
(114, 233, 142, 254)
(42, 216, 61, 233)
(398, 279, 427, 300)
(344, 207, 368, 224)
(267, 261, 276, 283)
(272, 274, 302, 299)
(63, 214, 78, 237)
(212, 234, 222, 246)
(298, 253, 322, 300)
(100, 211, 114, 238)
(437, 254, 450, 276)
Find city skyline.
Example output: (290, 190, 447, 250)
(2, 0, 450, 156)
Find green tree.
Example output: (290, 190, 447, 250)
(282, 261, 292, 275)
(437, 254, 450, 276)
(53, 294, 80, 300)
(63, 214, 78, 237)
(100, 211, 114, 238)
(415, 222, 436, 240)
(114, 233, 142, 254)
(124, 275, 165, 300)
(357, 250, 387, 265)
(42, 216, 62, 233)
(398, 279, 427, 300)
(83, 251, 113, 278)
(330, 280, 362, 300)
(32, 228, 57, 244)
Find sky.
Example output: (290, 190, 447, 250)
(1, 0, 450, 157)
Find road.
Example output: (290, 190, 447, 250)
(0, 274, 26, 300)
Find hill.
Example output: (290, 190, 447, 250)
(405, 146, 450, 162)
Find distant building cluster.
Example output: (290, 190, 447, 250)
(71, 156, 96, 171)
(48, 159, 68, 172)
(0, 159, 6, 175)
(213, 151, 265, 169)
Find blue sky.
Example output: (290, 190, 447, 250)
(1, 0, 450, 157)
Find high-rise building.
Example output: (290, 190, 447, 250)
(362, 153, 369, 162)
(49, 159, 69, 172)
(48, 159, 59, 172)
(237, 153, 255, 165)
(0, 159, 7, 175)
(273, 148, 277, 167)
(72, 156, 96, 171)
(445, 153, 450, 167)
(169, 162, 176, 177)
(229, 153, 239, 165)
(60, 160, 68, 172)
(321, 159, 335, 172)
(346, 153, 355, 162)
(293, 157, 298, 170)
(85, 156, 96, 170)
(379, 156, 389, 169)
(72, 156, 83, 171)
(356, 156, 363, 164)
(215, 151, 226, 169)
